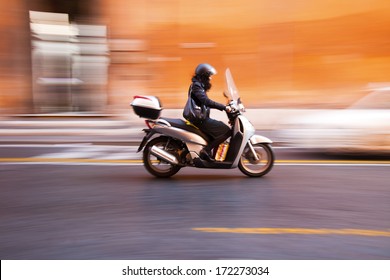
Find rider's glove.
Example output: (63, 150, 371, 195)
(225, 105, 232, 113)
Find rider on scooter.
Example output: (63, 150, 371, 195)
(185, 63, 232, 162)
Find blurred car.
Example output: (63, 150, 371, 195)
(277, 88, 390, 154)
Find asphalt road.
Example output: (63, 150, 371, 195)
(0, 145, 389, 259)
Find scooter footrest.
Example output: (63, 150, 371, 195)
(193, 158, 233, 169)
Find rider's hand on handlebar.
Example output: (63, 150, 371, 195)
(225, 105, 232, 113)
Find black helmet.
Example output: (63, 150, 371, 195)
(195, 63, 217, 77)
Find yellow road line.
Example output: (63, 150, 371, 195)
(192, 228, 390, 237)
(0, 158, 389, 165)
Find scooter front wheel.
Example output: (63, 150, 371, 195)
(143, 136, 182, 178)
(238, 143, 274, 177)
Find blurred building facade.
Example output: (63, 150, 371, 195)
(1, 0, 390, 114)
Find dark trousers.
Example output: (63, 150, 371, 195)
(197, 118, 231, 154)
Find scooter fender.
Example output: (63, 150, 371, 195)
(250, 134, 273, 145)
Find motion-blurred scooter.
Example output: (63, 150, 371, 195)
(131, 68, 274, 178)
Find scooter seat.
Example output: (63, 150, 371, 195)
(160, 117, 211, 142)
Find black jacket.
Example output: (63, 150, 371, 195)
(190, 78, 226, 112)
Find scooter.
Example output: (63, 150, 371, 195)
(131, 68, 275, 178)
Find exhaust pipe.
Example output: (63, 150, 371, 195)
(150, 145, 179, 165)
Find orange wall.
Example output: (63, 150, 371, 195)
(0, 0, 31, 112)
(104, 0, 390, 108)
(1, 0, 389, 112)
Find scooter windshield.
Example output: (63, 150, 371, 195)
(224, 68, 240, 102)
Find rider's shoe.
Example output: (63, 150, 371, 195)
(200, 149, 215, 162)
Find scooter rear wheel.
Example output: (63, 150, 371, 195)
(238, 143, 274, 177)
(143, 136, 182, 178)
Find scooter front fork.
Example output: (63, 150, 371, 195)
(247, 141, 260, 161)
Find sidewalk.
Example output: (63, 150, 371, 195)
(0, 113, 141, 144)
(0, 109, 310, 144)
